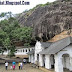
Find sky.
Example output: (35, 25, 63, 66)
(0, 0, 56, 14)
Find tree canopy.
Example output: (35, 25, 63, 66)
(0, 16, 33, 57)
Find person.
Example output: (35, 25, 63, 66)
(12, 61, 16, 70)
(13, 65, 15, 70)
(23, 59, 26, 64)
(10, 66, 12, 70)
(5, 62, 8, 70)
(20, 62, 23, 69)
(18, 62, 21, 70)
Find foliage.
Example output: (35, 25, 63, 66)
(0, 29, 8, 54)
(0, 16, 32, 57)
(24, 43, 30, 47)
(30, 2, 51, 11)
(0, 12, 13, 19)
(11, 27, 32, 41)
(8, 45, 16, 57)
(2, 38, 11, 50)
(0, 12, 7, 17)
(39, 2, 51, 7)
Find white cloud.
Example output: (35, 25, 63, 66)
(0, 0, 56, 14)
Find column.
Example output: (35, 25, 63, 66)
(55, 54, 63, 72)
(27, 48, 29, 52)
(31, 54, 33, 63)
(34, 53, 37, 64)
(29, 55, 31, 62)
(33, 54, 35, 63)
(69, 57, 72, 71)
(45, 55, 51, 69)
(39, 54, 43, 66)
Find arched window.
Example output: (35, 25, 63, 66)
(21, 50, 22, 52)
(23, 49, 24, 52)
(29, 49, 30, 52)
(18, 50, 19, 52)
(26, 49, 27, 52)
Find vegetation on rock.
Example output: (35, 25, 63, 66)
(17, 0, 72, 41)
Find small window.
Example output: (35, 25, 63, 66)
(17, 50, 19, 52)
(29, 49, 30, 52)
(26, 49, 27, 52)
(23, 49, 24, 52)
(21, 50, 22, 52)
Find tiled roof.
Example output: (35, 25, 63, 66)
(39, 36, 71, 54)
(41, 42, 52, 49)
(16, 46, 34, 49)
(27, 50, 34, 54)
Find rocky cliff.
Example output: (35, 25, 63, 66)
(17, 0, 72, 41)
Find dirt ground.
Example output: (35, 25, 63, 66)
(0, 63, 44, 72)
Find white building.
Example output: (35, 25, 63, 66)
(0, 47, 34, 58)
(28, 36, 72, 72)
(27, 50, 35, 63)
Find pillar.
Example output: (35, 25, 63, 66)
(45, 55, 51, 69)
(29, 55, 31, 62)
(39, 54, 43, 66)
(69, 57, 72, 71)
(34, 53, 37, 64)
(55, 54, 63, 72)
(33, 54, 35, 63)
(31, 54, 34, 63)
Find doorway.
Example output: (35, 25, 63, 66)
(62, 54, 70, 72)
(50, 54, 55, 69)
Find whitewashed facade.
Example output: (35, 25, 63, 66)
(0, 47, 34, 58)
(28, 37, 72, 72)
(28, 50, 35, 63)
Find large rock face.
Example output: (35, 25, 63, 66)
(18, 1, 72, 41)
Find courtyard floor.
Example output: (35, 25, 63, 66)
(0, 63, 44, 72)
(0, 63, 70, 72)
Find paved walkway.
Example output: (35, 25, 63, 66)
(0, 63, 70, 72)
(0, 63, 44, 72)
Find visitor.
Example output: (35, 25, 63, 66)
(18, 62, 21, 70)
(23, 59, 26, 64)
(20, 62, 23, 69)
(5, 62, 8, 70)
(10, 65, 12, 70)
(12, 61, 16, 70)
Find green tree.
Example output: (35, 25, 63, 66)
(11, 27, 33, 45)
(0, 29, 8, 54)
(0, 12, 7, 17)
(0, 16, 33, 57)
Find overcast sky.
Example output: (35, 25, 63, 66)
(0, 0, 56, 14)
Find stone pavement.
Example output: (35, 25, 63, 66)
(0, 63, 44, 72)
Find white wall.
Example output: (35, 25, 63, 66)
(45, 55, 51, 69)
(35, 41, 44, 64)
(29, 55, 31, 62)
(15, 48, 28, 55)
(42, 44, 72, 72)
(1, 47, 34, 56)
(30, 54, 35, 63)
(55, 44, 72, 72)
(39, 54, 43, 66)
